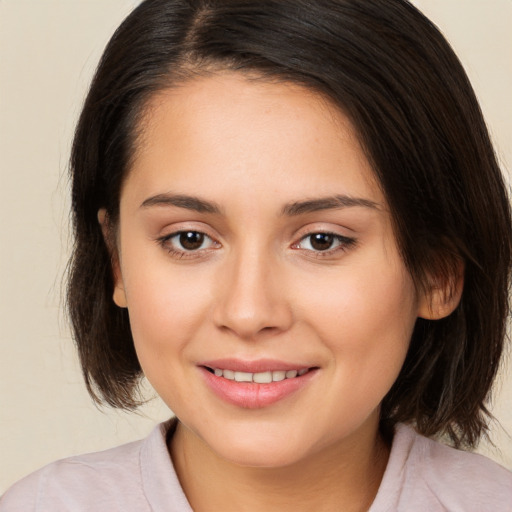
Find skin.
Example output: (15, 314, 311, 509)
(102, 73, 458, 511)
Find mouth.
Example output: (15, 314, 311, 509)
(199, 362, 318, 408)
(203, 366, 311, 383)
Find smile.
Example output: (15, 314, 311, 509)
(206, 367, 309, 383)
(200, 363, 318, 409)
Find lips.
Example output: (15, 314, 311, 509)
(199, 359, 318, 409)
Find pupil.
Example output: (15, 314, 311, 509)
(180, 231, 204, 250)
(311, 233, 334, 251)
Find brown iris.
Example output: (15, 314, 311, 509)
(310, 233, 335, 251)
(179, 231, 204, 250)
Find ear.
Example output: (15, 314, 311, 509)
(417, 259, 464, 320)
(97, 208, 127, 308)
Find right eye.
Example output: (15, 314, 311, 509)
(158, 230, 218, 256)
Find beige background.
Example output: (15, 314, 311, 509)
(0, 0, 511, 493)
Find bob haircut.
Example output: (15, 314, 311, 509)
(68, 0, 512, 448)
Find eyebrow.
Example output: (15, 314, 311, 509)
(140, 193, 222, 214)
(281, 195, 379, 216)
(140, 193, 379, 216)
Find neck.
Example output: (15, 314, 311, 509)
(169, 418, 389, 512)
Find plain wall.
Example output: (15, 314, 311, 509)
(0, 0, 511, 493)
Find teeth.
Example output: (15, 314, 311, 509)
(253, 371, 272, 383)
(211, 367, 309, 382)
(234, 371, 253, 382)
(272, 370, 286, 381)
(223, 369, 235, 380)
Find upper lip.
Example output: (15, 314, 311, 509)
(199, 358, 314, 373)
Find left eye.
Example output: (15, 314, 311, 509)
(296, 233, 351, 252)
(165, 231, 215, 251)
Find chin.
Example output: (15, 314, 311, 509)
(220, 442, 303, 469)
(201, 425, 315, 469)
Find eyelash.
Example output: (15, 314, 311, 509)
(293, 232, 357, 258)
(157, 231, 218, 259)
(156, 230, 357, 259)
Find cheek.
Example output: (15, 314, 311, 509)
(122, 264, 215, 410)
(119, 247, 214, 363)
(303, 259, 416, 328)
(300, 261, 417, 382)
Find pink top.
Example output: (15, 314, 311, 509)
(1, 419, 511, 511)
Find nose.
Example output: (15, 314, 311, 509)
(213, 246, 293, 340)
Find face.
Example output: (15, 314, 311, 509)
(111, 73, 426, 467)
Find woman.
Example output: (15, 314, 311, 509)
(2, 0, 511, 510)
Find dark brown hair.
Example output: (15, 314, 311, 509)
(68, 0, 512, 448)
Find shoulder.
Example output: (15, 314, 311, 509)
(1, 431, 150, 512)
(380, 424, 512, 511)
(0, 419, 189, 512)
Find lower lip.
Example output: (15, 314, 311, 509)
(200, 367, 316, 409)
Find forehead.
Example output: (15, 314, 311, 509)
(124, 72, 383, 208)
